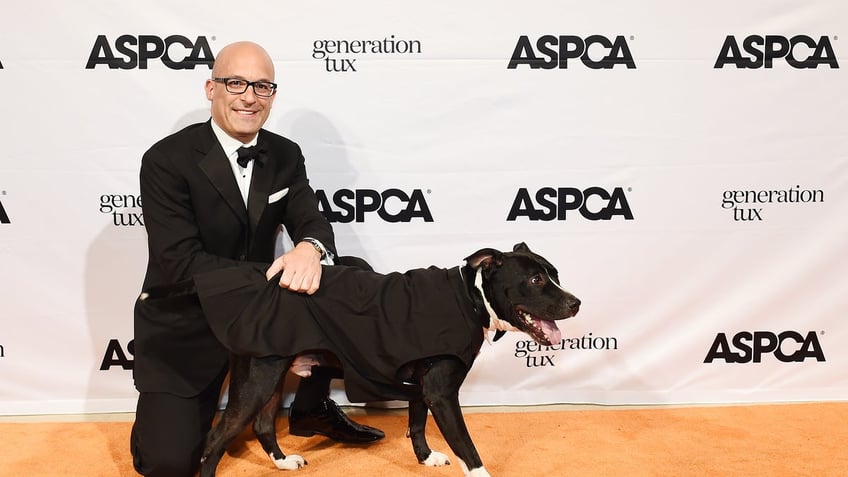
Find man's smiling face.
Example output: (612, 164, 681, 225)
(205, 42, 276, 143)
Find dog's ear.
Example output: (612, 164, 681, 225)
(464, 248, 503, 270)
(512, 242, 560, 281)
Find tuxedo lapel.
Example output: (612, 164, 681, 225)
(246, 132, 273, 233)
(195, 123, 248, 225)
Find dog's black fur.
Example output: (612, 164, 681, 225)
(155, 243, 580, 476)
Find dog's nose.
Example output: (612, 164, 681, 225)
(568, 297, 581, 313)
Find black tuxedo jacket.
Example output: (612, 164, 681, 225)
(134, 120, 335, 397)
(191, 264, 485, 402)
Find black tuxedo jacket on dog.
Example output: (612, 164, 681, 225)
(192, 264, 485, 402)
(135, 120, 335, 397)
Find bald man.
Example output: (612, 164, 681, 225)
(131, 41, 383, 477)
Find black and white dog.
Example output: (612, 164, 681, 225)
(146, 243, 580, 476)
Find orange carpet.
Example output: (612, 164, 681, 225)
(1, 403, 845, 476)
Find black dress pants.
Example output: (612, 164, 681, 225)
(130, 366, 336, 476)
(130, 367, 227, 477)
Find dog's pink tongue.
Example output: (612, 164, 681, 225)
(538, 319, 562, 345)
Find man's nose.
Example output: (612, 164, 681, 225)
(239, 85, 258, 102)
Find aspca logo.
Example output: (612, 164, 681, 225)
(316, 188, 434, 223)
(86, 35, 214, 70)
(0, 191, 10, 224)
(507, 187, 634, 221)
(100, 339, 134, 370)
(715, 35, 839, 69)
(704, 331, 826, 363)
(508, 35, 636, 69)
(100, 193, 144, 226)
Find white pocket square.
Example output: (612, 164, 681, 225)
(268, 188, 289, 204)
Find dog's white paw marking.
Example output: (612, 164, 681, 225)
(271, 453, 306, 470)
(457, 458, 491, 477)
(422, 451, 451, 466)
(467, 467, 491, 477)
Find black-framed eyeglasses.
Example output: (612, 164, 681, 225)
(212, 77, 277, 97)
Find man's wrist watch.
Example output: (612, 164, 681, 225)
(302, 239, 325, 259)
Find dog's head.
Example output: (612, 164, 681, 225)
(464, 242, 580, 346)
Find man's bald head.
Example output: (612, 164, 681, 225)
(212, 41, 275, 80)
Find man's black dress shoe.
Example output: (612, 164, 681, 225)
(289, 398, 385, 444)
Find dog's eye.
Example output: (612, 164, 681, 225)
(529, 274, 544, 286)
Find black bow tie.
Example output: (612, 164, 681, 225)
(236, 146, 261, 168)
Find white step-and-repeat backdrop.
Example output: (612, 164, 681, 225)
(1, 1, 846, 414)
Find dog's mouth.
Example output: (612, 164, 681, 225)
(516, 308, 563, 346)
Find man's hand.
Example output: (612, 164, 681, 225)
(265, 241, 323, 294)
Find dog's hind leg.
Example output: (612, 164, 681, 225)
(419, 357, 489, 477)
(408, 394, 451, 466)
(199, 355, 301, 477)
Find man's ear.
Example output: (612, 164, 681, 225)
(204, 79, 215, 101)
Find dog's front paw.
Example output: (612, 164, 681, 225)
(467, 467, 491, 477)
(458, 458, 491, 477)
(422, 451, 451, 467)
(271, 454, 306, 470)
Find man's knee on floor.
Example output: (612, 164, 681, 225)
(132, 430, 202, 477)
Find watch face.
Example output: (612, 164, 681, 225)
(307, 240, 324, 258)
